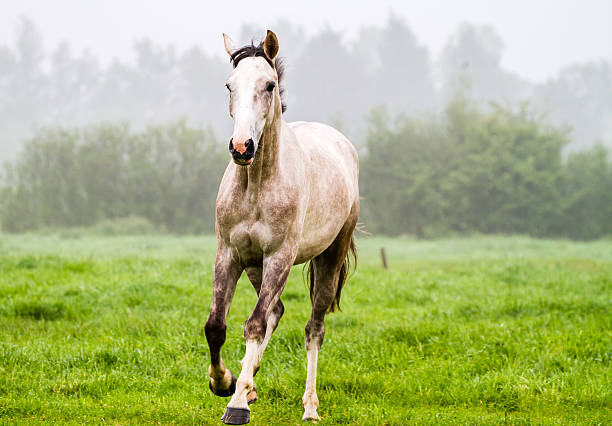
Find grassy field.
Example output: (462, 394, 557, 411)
(0, 233, 611, 424)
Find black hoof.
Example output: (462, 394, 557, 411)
(221, 407, 250, 424)
(209, 372, 236, 397)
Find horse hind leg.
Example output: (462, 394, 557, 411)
(244, 267, 285, 404)
(303, 214, 357, 422)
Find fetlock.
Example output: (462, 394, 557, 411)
(209, 366, 236, 397)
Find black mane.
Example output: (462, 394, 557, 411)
(230, 42, 287, 113)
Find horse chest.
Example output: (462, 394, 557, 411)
(226, 220, 277, 264)
(217, 185, 299, 263)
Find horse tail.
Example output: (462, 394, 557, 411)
(307, 233, 357, 314)
(331, 235, 357, 313)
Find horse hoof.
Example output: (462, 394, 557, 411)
(247, 385, 258, 405)
(302, 407, 320, 422)
(209, 371, 236, 397)
(221, 407, 250, 424)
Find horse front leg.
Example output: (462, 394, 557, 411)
(244, 267, 285, 405)
(222, 250, 294, 425)
(205, 245, 242, 397)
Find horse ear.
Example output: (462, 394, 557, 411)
(263, 30, 279, 61)
(223, 33, 237, 57)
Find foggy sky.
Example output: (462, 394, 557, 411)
(1, 0, 611, 83)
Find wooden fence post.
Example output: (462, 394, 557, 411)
(380, 247, 388, 269)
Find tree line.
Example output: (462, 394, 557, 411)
(1, 99, 610, 240)
(360, 99, 612, 240)
(0, 122, 226, 234)
(1, 17, 611, 162)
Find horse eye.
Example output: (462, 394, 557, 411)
(266, 81, 276, 92)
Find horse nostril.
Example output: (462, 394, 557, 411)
(245, 139, 255, 156)
(228, 138, 235, 153)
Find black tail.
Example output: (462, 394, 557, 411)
(307, 234, 357, 313)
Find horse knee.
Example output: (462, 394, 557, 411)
(305, 319, 325, 349)
(205, 316, 226, 347)
(244, 315, 267, 341)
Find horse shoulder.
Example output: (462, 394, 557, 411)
(215, 165, 245, 234)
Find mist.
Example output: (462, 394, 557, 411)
(2, 2, 612, 159)
(1, 1, 611, 238)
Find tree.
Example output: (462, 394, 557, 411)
(1, 122, 227, 233)
(360, 99, 573, 238)
(533, 61, 612, 152)
(560, 145, 612, 239)
(375, 15, 435, 114)
(290, 28, 370, 142)
(440, 23, 530, 105)
(0, 17, 46, 160)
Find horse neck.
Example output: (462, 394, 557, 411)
(243, 100, 283, 193)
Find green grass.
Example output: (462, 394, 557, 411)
(0, 234, 610, 424)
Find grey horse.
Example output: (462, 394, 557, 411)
(205, 30, 359, 424)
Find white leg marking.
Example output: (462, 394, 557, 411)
(228, 340, 261, 410)
(302, 345, 320, 421)
(259, 313, 278, 359)
(237, 314, 280, 404)
(240, 313, 279, 368)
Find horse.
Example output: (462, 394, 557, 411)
(204, 30, 359, 424)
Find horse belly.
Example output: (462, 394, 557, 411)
(294, 232, 339, 265)
(295, 159, 356, 263)
(294, 187, 352, 265)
